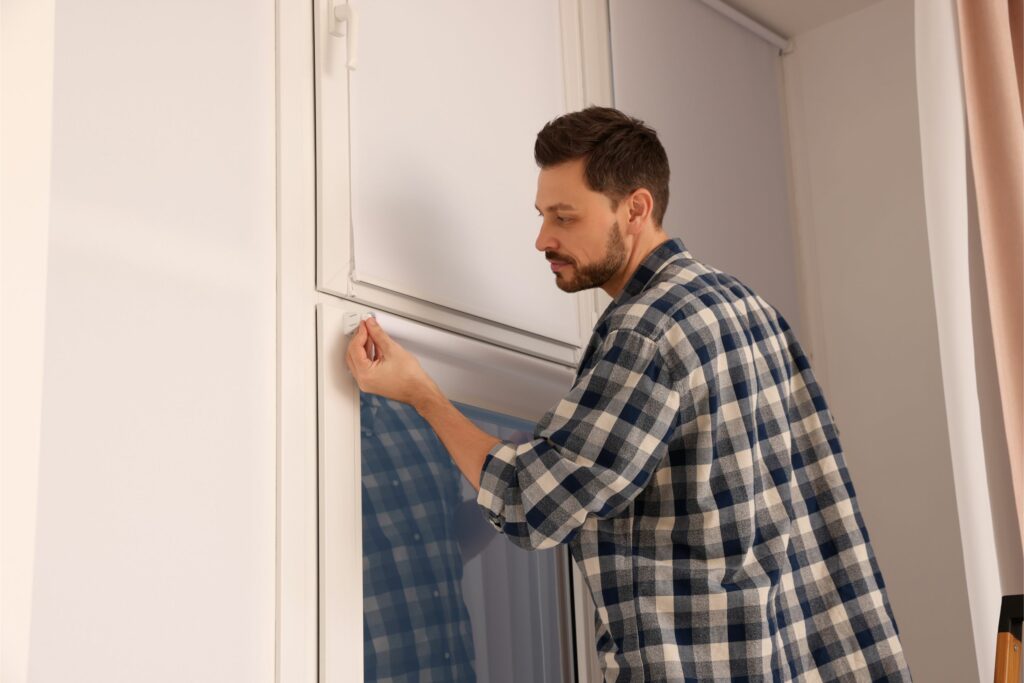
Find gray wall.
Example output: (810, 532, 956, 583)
(612, 0, 996, 681)
(610, 0, 804, 343)
(782, 1, 980, 680)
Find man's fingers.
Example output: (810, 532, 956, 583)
(363, 323, 376, 361)
(365, 318, 393, 352)
(346, 322, 384, 393)
(347, 323, 371, 367)
(344, 318, 394, 390)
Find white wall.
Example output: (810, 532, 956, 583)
(2, 0, 277, 680)
(782, 0, 1020, 680)
(1, 1, 56, 680)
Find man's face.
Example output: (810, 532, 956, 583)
(534, 158, 628, 293)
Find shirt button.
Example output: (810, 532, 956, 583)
(413, 533, 421, 541)
(444, 652, 450, 660)
(391, 480, 399, 486)
(433, 589, 440, 597)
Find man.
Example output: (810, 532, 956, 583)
(346, 106, 912, 681)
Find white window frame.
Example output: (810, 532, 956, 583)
(276, 1, 614, 681)
(317, 298, 589, 681)
(312, 0, 613, 368)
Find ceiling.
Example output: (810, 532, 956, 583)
(722, 0, 889, 37)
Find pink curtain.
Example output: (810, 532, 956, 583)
(956, 0, 1024, 548)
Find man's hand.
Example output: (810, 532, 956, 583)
(345, 317, 440, 408)
(345, 316, 502, 492)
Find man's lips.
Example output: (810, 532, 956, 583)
(549, 260, 571, 272)
(547, 253, 572, 273)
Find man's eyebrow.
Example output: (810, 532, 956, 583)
(534, 203, 578, 212)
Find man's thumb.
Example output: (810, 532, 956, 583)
(365, 318, 392, 348)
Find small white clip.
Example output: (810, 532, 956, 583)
(343, 311, 376, 335)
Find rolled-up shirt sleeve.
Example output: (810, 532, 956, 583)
(475, 328, 681, 550)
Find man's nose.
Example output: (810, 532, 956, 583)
(535, 223, 558, 253)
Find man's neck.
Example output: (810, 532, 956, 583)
(601, 230, 672, 300)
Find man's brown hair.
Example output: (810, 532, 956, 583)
(534, 106, 670, 228)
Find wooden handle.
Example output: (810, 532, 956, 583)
(994, 631, 1021, 683)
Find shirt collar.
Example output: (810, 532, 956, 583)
(615, 236, 693, 302)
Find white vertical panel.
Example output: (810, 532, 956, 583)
(915, 1, 1018, 680)
(347, 0, 583, 344)
(1, 0, 56, 680)
(316, 303, 363, 682)
(314, 0, 353, 292)
(277, 0, 320, 677)
(28, 1, 277, 680)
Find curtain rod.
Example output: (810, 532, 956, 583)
(697, 0, 793, 54)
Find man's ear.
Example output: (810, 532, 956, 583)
(627, 189, 655, 232)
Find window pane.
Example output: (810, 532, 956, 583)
(360, 392, 569, 682)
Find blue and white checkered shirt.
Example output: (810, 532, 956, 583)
(477, 237, 912, 681)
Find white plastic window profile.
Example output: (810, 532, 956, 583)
(316, 0, 598, 367)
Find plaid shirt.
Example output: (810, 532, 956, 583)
(477, 237, 912, 681)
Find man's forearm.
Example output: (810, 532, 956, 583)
(413, 386, 502, 492)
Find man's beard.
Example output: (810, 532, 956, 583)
(554, 220, 627, 293)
